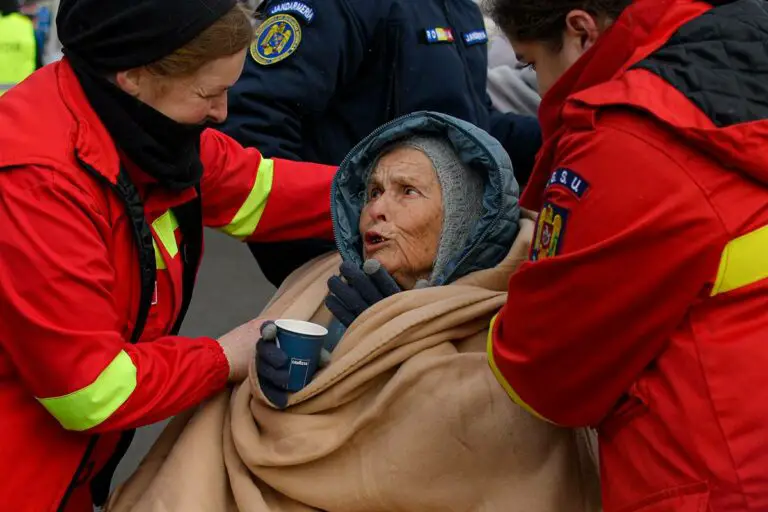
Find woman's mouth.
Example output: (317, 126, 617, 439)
(364, 231, 389, 252)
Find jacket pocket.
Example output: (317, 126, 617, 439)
(620, 482, 710, 512)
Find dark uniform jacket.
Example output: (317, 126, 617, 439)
(222, 0, 542, 285)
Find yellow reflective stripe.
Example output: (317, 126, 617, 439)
(152, 210, 179, 263)
(486, 314, 556, 424)
(153, 240, 167, 270)
(220, 158, 275, 239)
(711, 224, 768, 296)
(37, 351, 137, 431)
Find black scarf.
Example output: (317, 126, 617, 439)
(69, 57, 206, 191)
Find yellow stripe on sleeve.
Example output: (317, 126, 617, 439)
(486, 313, 556, 424)
(37, 351, 138, 431)
(220, 158, 275, 239)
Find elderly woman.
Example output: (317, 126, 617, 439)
(107, 112, 599, 512)
(0, 1, 336, 510)
(255, 113, 523, 406)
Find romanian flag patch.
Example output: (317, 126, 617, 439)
(424, 27, 455, 44)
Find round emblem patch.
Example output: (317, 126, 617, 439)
(250, 14, 302, 66)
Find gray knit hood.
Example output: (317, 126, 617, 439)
(331, 111, 521, 286)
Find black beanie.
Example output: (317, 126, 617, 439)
(0, 0, 18, 15)
(57, 0, 237, 72)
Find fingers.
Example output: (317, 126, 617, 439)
(339, 261, 385, 304)
(324, 293, 357, 327)
(256, 357, 290, 388)
(257, 338, 289, 368)
(363, 259, 401, 297)
(362, 259, 381, 274)
(325, 261, 401, 327)
(258, 377, 289, 409)
(260, 321, 277, 340)
(327, 275, 368, 317)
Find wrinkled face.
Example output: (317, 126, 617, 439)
(116, 49, 247, 125)
(359, 147, 444, 289)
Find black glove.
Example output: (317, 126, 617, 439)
(324, 259, 402, 327)
(255, 321, 289, 409)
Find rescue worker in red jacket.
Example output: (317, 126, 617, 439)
(485, 0, 768, 509)
(0, 1, 337, 510)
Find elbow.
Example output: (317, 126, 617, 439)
(37, 351, 138, 433)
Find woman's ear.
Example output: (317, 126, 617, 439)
(564, 9, 601, 53)
(114, 68, 144, 97)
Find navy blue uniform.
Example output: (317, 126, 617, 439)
(222, 0, 542, 286)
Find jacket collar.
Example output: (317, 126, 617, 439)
(58, 59, 198, 211)
(57, 58, 123, 185)
(522, 0, 712, 208)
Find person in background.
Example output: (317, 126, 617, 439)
(486, 36, 540, 116)
(220, 0, 543, 288)
(43, 0, 63, 65)
(0, 0, 336, 510)
(485, 0, 768, 510)
(0, 0, 36, 95)
(477, 0, 540, 117)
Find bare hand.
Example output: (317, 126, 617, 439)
(217, 318, 265, 382)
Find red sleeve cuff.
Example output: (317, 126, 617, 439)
(202, 337, 230, 391)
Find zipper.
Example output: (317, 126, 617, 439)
(56, 436, 99, 512)
(331, 112, 507, 284)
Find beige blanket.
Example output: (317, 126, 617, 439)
(108, 219, 600, 512)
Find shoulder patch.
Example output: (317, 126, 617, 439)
(423, 27, 455, 44)
(462, 29, 488, 46)
(546, 167, 590, 198)
(251, 14, 302, 66)
(531, 202, 569, 261)
(266, 1, 315, 24)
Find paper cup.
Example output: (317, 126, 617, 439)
(275, 319, 328, 392)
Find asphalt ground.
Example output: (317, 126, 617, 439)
(111, 229, 277, 489)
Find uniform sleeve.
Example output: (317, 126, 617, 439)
(488, 120, 727, 427)
(486, 96, 542, 187)
(220, 0, 371, 159)
(0, 168, 229, 433)
(200, 128, 336, 242)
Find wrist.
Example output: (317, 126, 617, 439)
(217, 341, 236, 382)
(206, 338, 231, 387)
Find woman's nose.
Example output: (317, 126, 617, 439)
(366, 195, 390, 222)
(208, 94, 228, 124)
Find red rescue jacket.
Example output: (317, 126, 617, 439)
(0, 60, 336, 511)
(489, 0, 768, 510)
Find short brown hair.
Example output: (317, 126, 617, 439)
(146, 4, 253, 77)
(483, 0, 631, 47)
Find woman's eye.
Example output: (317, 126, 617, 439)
(368, 187, 383, 199)
(404, 187, 419, 196)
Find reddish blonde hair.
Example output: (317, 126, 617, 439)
(146, 3, 253, 77)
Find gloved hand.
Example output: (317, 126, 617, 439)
(325, 259, 403, 327)
(255, 321, 289, 409)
